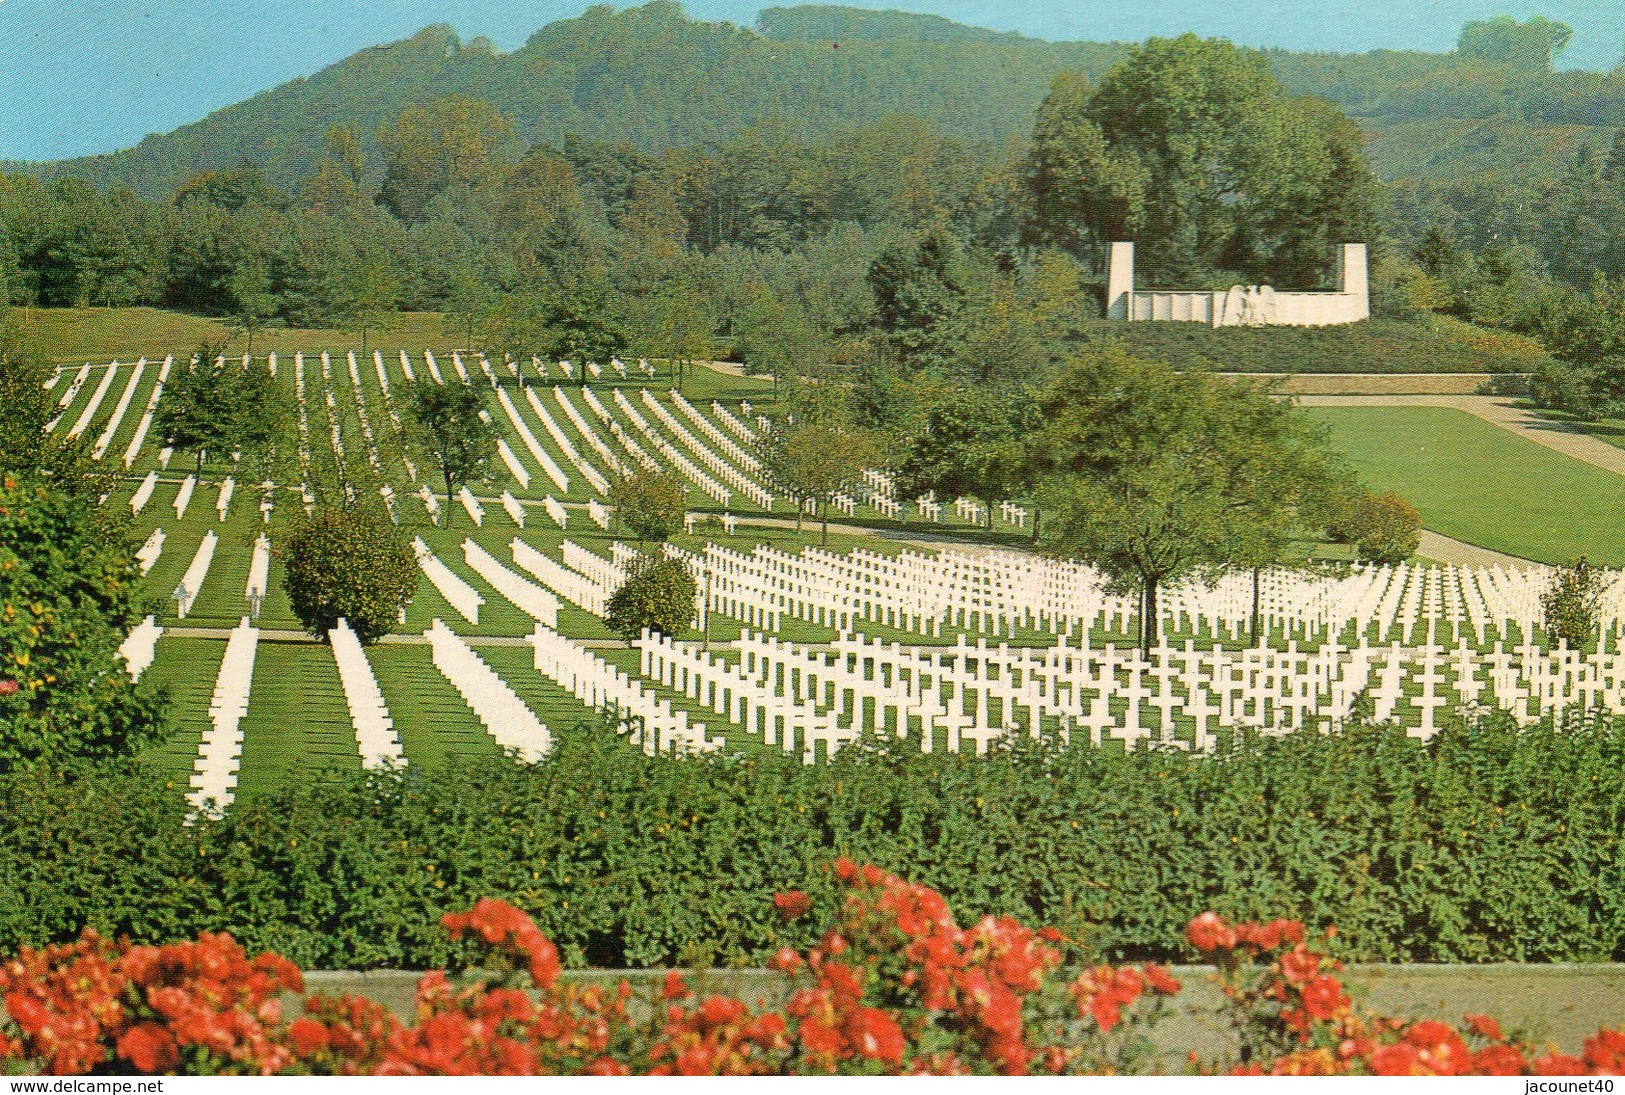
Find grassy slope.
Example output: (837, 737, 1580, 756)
(14, 308, 462, 364)
(1309, 405, 1625, 565)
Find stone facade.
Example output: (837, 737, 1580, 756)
(1105, 242, 1369, 327)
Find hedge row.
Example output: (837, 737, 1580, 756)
(1099, 316, 1553, 375)
(5, 712, 1624, 970)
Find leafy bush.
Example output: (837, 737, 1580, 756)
(1542, 557, 1604, 650)
(0, 475, 166, 775)
(1330, 491, 1422, 564)
(605, 554, 697, 641)
(281, 506, 418, 644)
(8, 713, 1625, 969)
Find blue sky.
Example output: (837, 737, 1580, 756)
(0, 0, 1619, 162)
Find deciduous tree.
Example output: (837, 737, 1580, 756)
(403, 380, 501, 527)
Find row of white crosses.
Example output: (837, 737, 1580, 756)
(64, 361, 119, 440)
(91, 359, 145, 461)
(426, 619, 550, 762)
(188, 618, 259, 815)
(462, 539, 560, 626)
(130, 471, 159, 514)
(999, 501, 1028, 529)
(713, 401, 756, 444)
(293, 353, 313, 484)
(172, 531, 218, 619)
(589, 387, 661, 474)
(640, 629, 845, 761)
(329, 619, 405, 769)
(530, 625, 713, 755)
(512, 539, 613, 616)
(413, 536, 484, 624)
(677, 392, 759, 472)
(118, 615, 164, 680)
(638, 390, 762, 507)
(173, 474, 197, 520)
(525, 387, 610, 495)
(123, 356, 173, 468)
(245, 533, 271, 620)
(503, 491, 529, 527)
(495, 388, 570, 492)
(553, 387, 631, 478)
(615, 389, 733, 505)
(542, 495, 569, 529)
(136, 529, 165, 575)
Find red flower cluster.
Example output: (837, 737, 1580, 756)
(441, 898, 561, 990)
(0, 930, 301, 1075)
(1068, 962, 1181, 1033)
(648, 986, 791, 1076)
(4, 875, 1625, 1077)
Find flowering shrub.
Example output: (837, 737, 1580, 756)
(2, 865, 1623, 1076)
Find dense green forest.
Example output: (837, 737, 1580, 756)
(0, 2, 1620, 399)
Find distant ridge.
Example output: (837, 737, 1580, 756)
(756, 5, 1035, 44)
(10, 2, 1621, 200)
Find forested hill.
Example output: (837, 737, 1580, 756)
(15, 0, 1625, 200)
(22, 3, 1122, 199)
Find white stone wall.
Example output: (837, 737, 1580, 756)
(1106, 242, 1370, 327)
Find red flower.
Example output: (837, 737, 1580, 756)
(1143, 963, 1182, 996)
(0, 680, 17, 696)
(697, 995, 747, 1027)
(1585, 1028, 1625, 1072)
(773, 891, 811, 921)
(287, 1017, 331, 1057)
(662, 971, 690, 1001)
(1368, 1041, 1424, 1075)
(832, 858, 858, 882)
(1279, 946, 1321, 985)
(1186, 912, 1236, 953)
(1300, 976, 1349, 1022)
(116, 1024, 179, 1074)
(1404, 1020, 1472, 1075)
(847, 1007, 904, 1066)
(769, 947, 802, 974)
(1472, 1044, 1529, 1075)
(1465, 1013, 1503, 1041)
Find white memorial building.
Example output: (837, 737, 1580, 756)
(1105, 241, 1369, 327)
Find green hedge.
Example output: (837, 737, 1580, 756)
(1099, 316, 1553, 375)
(5, 714, 1625, 969)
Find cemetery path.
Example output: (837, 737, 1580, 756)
(1416, 530, 1537, 570)
(1295, 394, 1625, 478)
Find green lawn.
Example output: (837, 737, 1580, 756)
(15, 307, 463, 364)
(1308, 405, 1625, 565)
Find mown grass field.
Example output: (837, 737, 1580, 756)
(13, 307, 466, 364)
(1308, 405, 1625, 566)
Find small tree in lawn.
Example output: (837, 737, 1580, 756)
(605, 553, 697, 642)
(403, 380, 501, 527)
(609, 468, 686, 544)
(227, 257, 277, 359)
(281, 504, 419, 645)
(892, 382, 1028, 532)
(756, 390, 882, 545)
(154, 343, 233, 476)
(1334, 491, 1422, 565)
(1029, 348, 1345, 658)
(1543, 556, 1604, 650)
